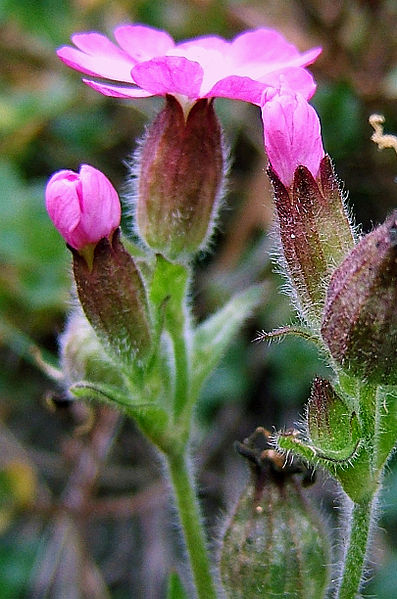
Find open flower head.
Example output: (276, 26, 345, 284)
(45, 164, 121, 250)
(57, 24, 321, 110)
(262, 88, 325, 187)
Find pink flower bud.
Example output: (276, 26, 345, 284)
(45, 164, 121, 250)
(261, 89, 324, 187)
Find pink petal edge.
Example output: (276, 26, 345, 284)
(82, 79, 154, 98)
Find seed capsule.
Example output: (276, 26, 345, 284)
(220, 428, 330, 599)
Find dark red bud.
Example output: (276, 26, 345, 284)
(136, 95, 225, 261)
(321, 212, 397, 385)
(268, 157, 355, 328)
(71, 229, 152, 370)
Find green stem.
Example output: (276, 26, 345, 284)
(167, 452, 218, 599)
(150, 256, 191, 423)
(169, 304, 190, 421)
(337, 498, 374, 599)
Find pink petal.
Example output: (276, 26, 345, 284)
(231, 29, 302, 65)
(114, 24, 175, 61)
(166, 41, 228, 95)
(284, 46, 322, 68)
(262, 91, 324, 187)
(243, 47, 322, 80)
(45, 165, 121, 249)
(72, 32, 130, 59)
(79, 165, 121, 243)
(46, 173, 82, 238)
(260, 67, 318, 100)
(206, 76, 267, 104)
(176, 35, 229, 54)
(82, 79, 154, 98)
(207, 66, 317, 104)
(57, 43, 135, 82)
(131, 56, 203, 98)
(56, 24, 321, 107)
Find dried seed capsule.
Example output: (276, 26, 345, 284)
(220, 429, 330, 599)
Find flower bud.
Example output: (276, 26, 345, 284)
(60, 309, 125, 389)
(262, 89, 324, 188)
(321, 212, 397, 385)
(134, 95, 225, 261)
(71, 230, 152, 371)
(263, 91, 355, 327)
(45, 164, 121, 251)
(220, 428, 330, 599)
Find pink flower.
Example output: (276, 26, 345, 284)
(261, 88, 325, 187)
(45, 164, 121, 250)
(57, 24, 321, 108)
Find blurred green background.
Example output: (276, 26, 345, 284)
(0, 1, 396, 597)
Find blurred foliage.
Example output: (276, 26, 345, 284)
(0, 0, 396, 597)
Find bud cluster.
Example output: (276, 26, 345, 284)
(264, 92, 396, 385)
(45, 97, 227, 386)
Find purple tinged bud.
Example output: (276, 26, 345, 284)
(71, 230, 152, 370)
(45, 164, 121, 250)
(134, 95, 225, 261)
(321, 212, 397, 385)
(268, 157, 355, 327)
(264, 90, 355, 327)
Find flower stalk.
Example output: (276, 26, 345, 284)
(167, 453, 218, 599)
(337, 498, 374, 599)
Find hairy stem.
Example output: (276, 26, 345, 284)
(337, 498, 374, 599)
(169, 303, 190, 422)
(167, 452, 218, 599)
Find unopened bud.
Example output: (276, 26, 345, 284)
(262, 89, 324, 188)
(321, 212, 397, 385)
(220, 428, 330, 599)
(263, 91, 354, 327)
(71, 230, 152, 371)
(45, 164, 121, 251)
(134, 95, 225, 261)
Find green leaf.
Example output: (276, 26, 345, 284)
(277, 429, 362, 466)
(69, 381, 174, 452)
(191, 285, 263, 396)
(69, 381, 150, 411)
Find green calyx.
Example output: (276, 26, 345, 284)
(220, 428, 330, 599)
